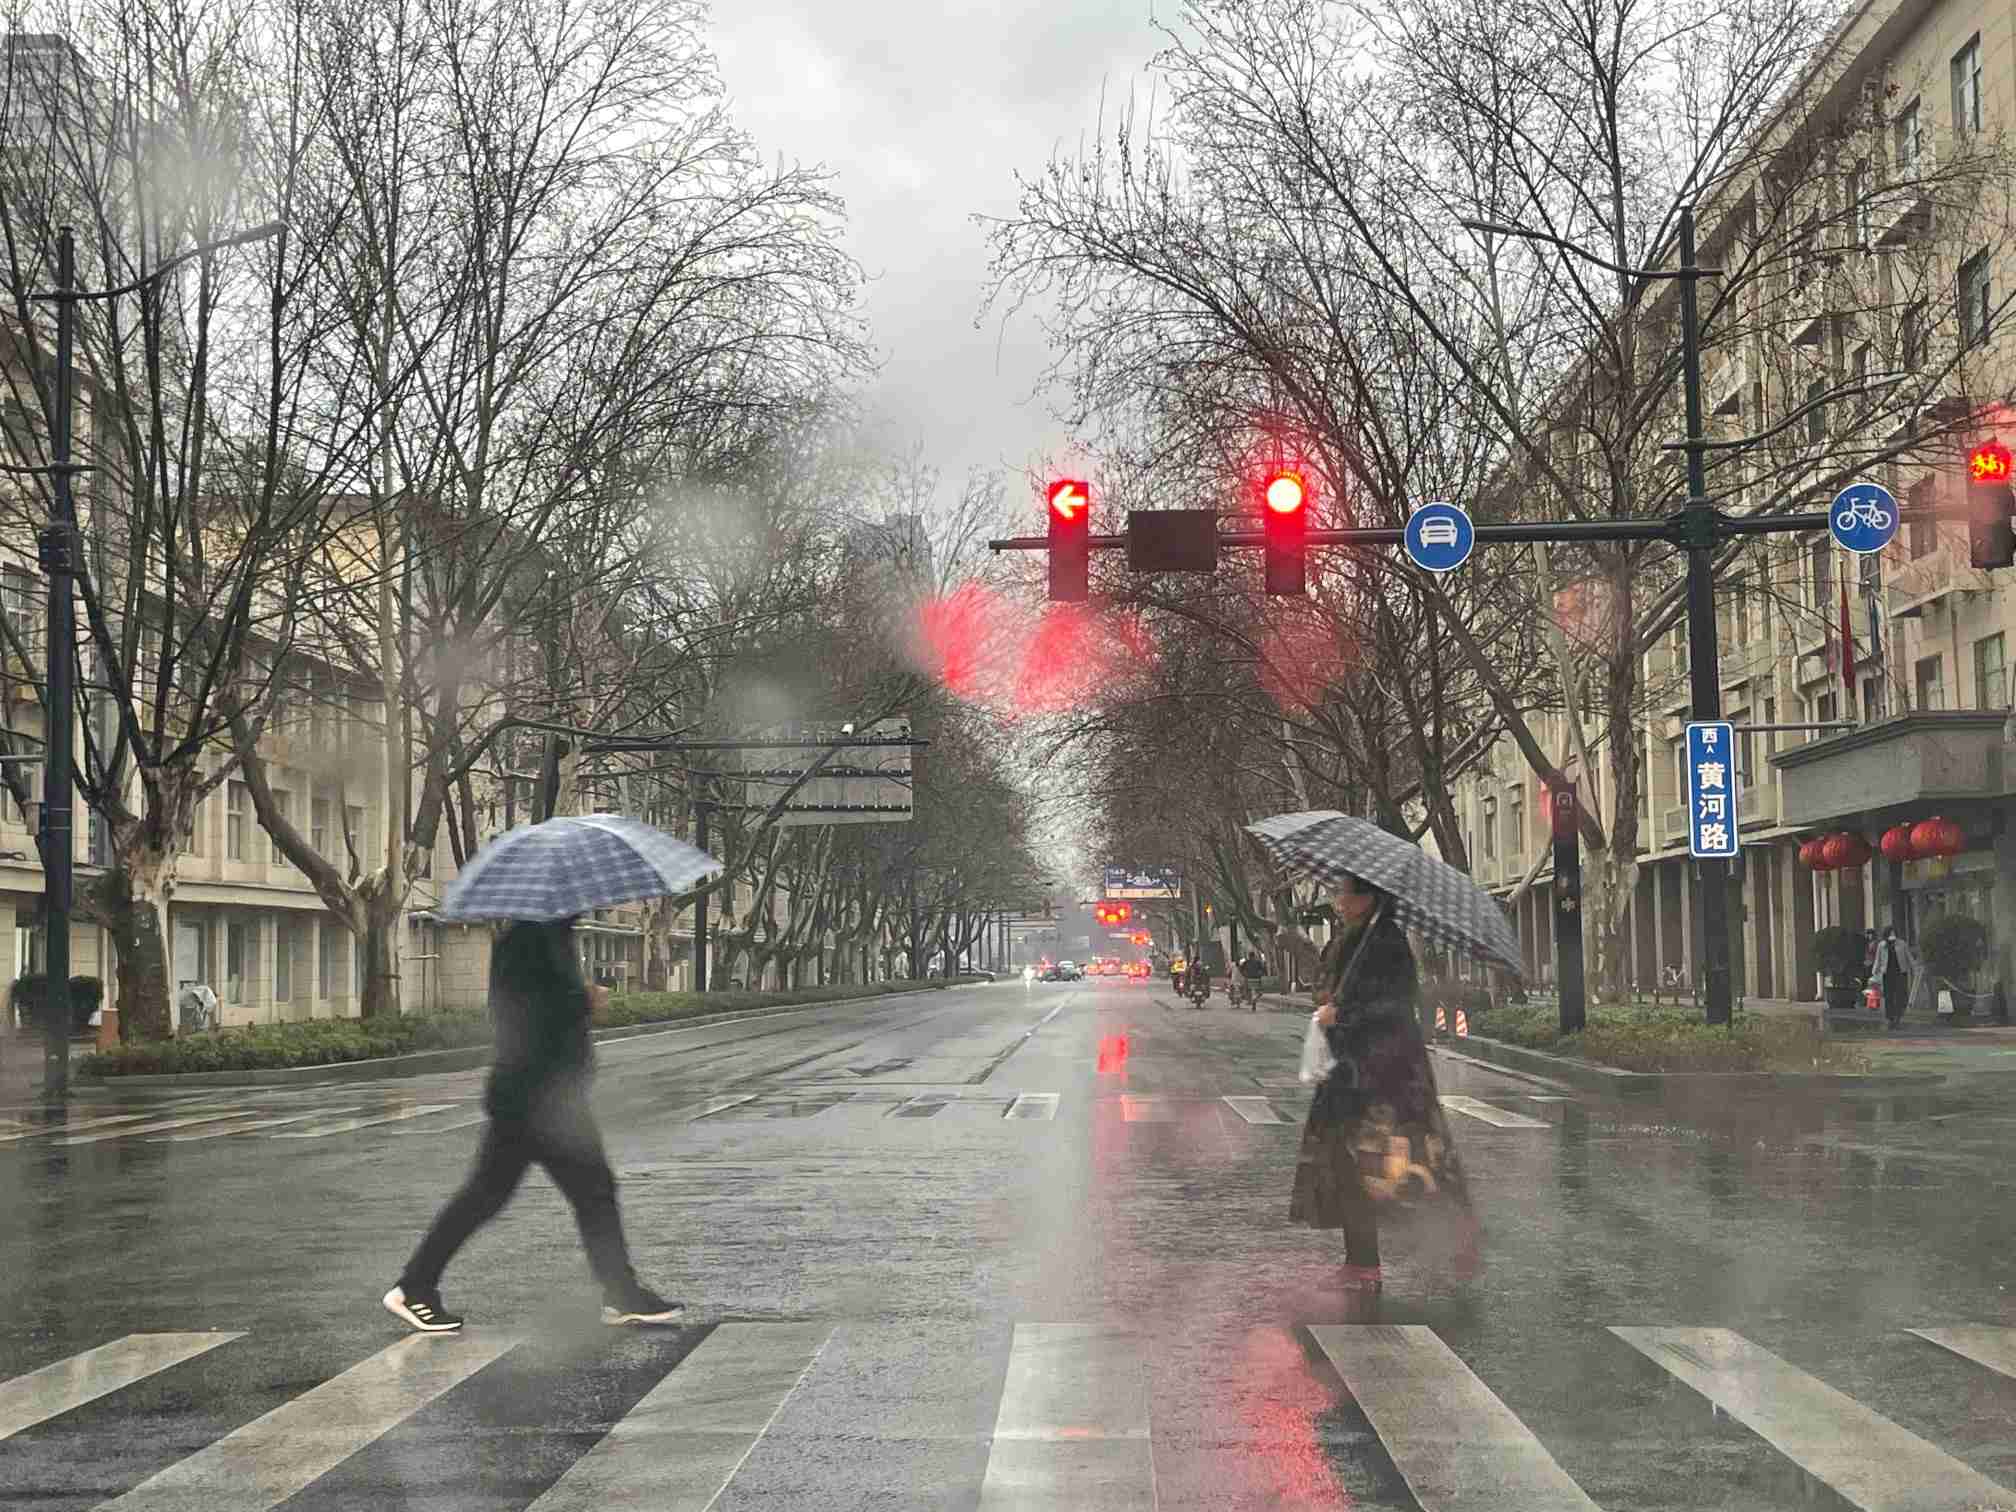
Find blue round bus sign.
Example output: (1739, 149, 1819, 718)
(1404, 501, 1474, 573)
(1830, 479, 1900, 555)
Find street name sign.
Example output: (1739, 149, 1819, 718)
(1685, 721, 1739, 859)
(1104, 865, 1181, 899)
(1403, 501, 1474, 573)
(1830, 480, 1899, 555)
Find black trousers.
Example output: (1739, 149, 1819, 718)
(400, 1089, 636, 1298)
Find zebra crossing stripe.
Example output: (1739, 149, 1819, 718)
(150, 1110, 365, 1142)
(1612, 1326, 2016, 1511)
(1311, 1325, 1597, 1510)
(269, 1105, 458, 1138)
(1221, 1096, 1286, 1125)
(52, 1111, 266, 1145)
(1439, 1095, 1550, 1130)
(526, 1324, 829, 1510)
(686, 1094, 760, 1121)
(1909, 1326, 2016, 1383)
(1004, 1093, 1059, 1120)
(1119, 1096, 1171, 1123)
(978, 1324, 1154, 1511)
(0, 1113, 163, 1144)
(0, 1333, 242, 1441)
(93, 1332, 520, 1511)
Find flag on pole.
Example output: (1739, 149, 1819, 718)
(1839, 575, 1857, 702)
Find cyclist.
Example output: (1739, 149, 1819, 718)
(1234, 948, 1267, 1009)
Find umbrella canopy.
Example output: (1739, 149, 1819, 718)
(439, 814, 724, 923)
(1246, 810, 1523, 974)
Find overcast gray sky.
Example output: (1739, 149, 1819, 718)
(711, 0, 1168, 512)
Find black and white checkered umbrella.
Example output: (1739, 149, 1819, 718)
(439, 814, 724, 923)
(1247, 810, 1523, 973)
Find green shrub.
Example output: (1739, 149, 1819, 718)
(1812, 925, 1867, 986)
(1474, 999, 1869, 1073)
(9, 975, 105, 1035)
(80, 977, 953, 1077)
(1918, 913, 1990, 986)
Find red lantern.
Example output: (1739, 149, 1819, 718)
(1839, 833, 1873, 867)
(1879, 825, 1916, 863)
(1911, 818, 1946, 857)
(1936, 817, 1965, 856)
(1820, 834, 1852, 869)
(1798, 838, 1825, 868)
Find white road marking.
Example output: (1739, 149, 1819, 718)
(149, 1110, 363, 1142)
(1119, 1096, 1172, 1123)
(389, 1112, 489, 1135)
(1005, 1093, 1060, 1121)
(1440, 1095, 1550, 1129)
(1909, 1326, 2016, 1383)
(1221, 1095, 1286, 1125)
(527, 1323, 829, 1511)
(93, 1332, 520, 1510)
(51, 1111, 265, 1145)
(268, 1104, 457, 1138)
(686, 1094, 761, 1121)
(1310, 1325, 1599, 1510)
(978, 1324, 1154, 1511)
(0, 1113, 164, 1144)
(1612, 1326, 2016, 1511)
(0, 1333, 242, 1441)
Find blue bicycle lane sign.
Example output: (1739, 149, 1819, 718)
(1404, 501, 1474, 573)
(1830, 479, 1900, 555)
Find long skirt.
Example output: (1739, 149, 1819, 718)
(1290, 1013, 1473, 1227)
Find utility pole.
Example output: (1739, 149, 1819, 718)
(38, 230, 76, 1096)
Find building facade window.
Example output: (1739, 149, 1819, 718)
(1974, 632, 2006, 708)
(1953, 35, 1983, 134)
(1809, 539, 1832, 609)
(227, 781, 247, 860)
(226, 916, 259, 1006)
(275, 918, 293, 1001)
(1507, 792, 1524, 857)
(1893, 97, 1922, 174)
(270, 790, 290, 866)
(1960, 250, 1991, 349)
(1909, 475, 1938, 556)
(1901, 301, 1925, 371)
(1815, 690, 1839, 725)
(1481, 796, 1498, 858)
(312, 797, 329, 857)
(1917, 654, 1947, 710)
(1805, 376, 1827, 443)
(1849, 162, 1872, 247)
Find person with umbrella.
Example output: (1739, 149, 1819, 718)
(382, 814, 722, 1335)
(1249, 812, 1511, 1296)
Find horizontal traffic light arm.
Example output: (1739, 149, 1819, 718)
(989, 504, 1969, 554)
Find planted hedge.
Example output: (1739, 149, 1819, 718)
(1479, 1000, 1871, 1073)
(80, 978, 973, 1077)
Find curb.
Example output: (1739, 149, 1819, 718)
(77, 986, 961, 1090)
(1451, 1031, 1945, 1094)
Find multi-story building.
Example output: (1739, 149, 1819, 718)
(1449, 0, 2016, 1004)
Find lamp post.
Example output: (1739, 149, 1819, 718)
(34, 219, 283, 1097)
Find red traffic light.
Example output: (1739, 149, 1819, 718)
(1048, 479, 1090, 522)
(1970, 441, 2013, 483)
(1093, 900, 1133, 926)
(1264, 471, 1306, 515)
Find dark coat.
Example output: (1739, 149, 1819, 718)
(1290, 913, 1471, 1224)
(484, 921, 595, 1120)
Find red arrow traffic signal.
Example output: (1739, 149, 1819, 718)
(1047, 480, 1090, 601)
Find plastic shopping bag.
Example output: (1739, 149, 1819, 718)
(1937, 987, 1955, 1016)
(1299, 1012, 1337, 1085)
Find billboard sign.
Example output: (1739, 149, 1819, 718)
(1103, 864, 1181, 899)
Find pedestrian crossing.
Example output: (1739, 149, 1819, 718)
(6, 1321, 2014, 1510)
(0, 1088, 1565, 1150)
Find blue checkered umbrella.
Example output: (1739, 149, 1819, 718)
(1247, 810, 1522, 973)
(439, 814, 724, 922)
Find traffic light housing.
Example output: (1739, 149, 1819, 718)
(1093, 901, 1133, 926)
(1047, 480, 1090, 601)
(1263, 469, 1306, 596)
(1967, 440, 2015, 570)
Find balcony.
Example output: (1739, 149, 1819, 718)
(1785, 274, 1830, 348)
(1886, 541, 1991, 618)
(1660, 805, 1689, 845)
(1771, 711, 2016, 827)
(1872, 154, 1935, 249)
(1707, 353, 1745, 418)
(1738, 781, 1778, 827)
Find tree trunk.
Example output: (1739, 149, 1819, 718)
(359, 885, 403, 1020)
(95, 863, 172, 1043)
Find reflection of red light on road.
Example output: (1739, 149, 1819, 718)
(1096, 1034, 1129, 1073)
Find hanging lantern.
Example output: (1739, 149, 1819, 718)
(1838, 832, 1873, 868)
(1879, 825, 1916, 863)
(1911, 818, 1947, 857)
(1936, 817, 1966, 856)
(1798, 838, 1826, 869)
(1820, 834, 1852, 869)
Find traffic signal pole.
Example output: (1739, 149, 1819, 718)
(993, 206, 1996, 1025)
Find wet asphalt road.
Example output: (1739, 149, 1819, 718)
(4, 976, 2016, 1511)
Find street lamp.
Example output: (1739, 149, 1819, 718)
(31, 219, 284, 1096)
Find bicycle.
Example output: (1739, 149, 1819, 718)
(1834, 500, 1894, 535)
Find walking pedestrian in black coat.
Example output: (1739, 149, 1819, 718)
(1289, 873, 1481, 1295)
(383, 918, 682, 1333)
